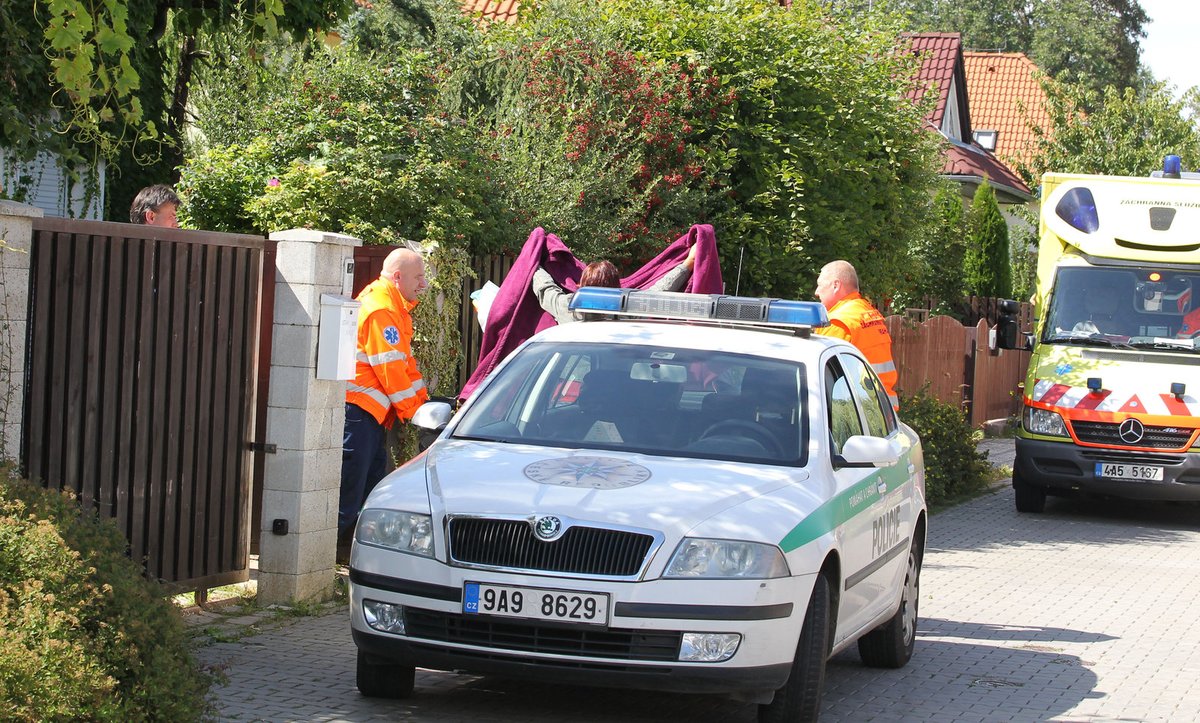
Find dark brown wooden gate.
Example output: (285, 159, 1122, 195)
(22, 218, 273, 591)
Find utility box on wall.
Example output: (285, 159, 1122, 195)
(317, 293, 360, 380)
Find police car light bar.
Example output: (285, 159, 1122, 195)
(568, 287, 830, 329)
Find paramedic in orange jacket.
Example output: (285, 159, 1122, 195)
(339, 248, 430, 541)
(813, 260, 900, 410)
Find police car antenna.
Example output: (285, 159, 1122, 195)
(735, 245, 744, 296)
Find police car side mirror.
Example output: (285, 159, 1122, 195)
(834, 435, 900, 469)
(412, 401, 453, 452)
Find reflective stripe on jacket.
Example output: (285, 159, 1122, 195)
(346, 278, 428, 426)
(817, 293, 900, 409)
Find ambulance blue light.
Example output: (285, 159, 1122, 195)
(570, 286, 625, 312)
(1055, 187, 1099, 234)
(1164, 155, 1182, 179)
(766, 300, 829, 327)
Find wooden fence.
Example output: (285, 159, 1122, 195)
(23, 218, 273, 591)
(887, 312, 1032, 426)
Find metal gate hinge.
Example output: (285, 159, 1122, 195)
(249, 442, 277, 454)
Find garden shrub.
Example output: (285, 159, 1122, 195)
(899, 388, 990, 506)
(963, 179, 1011, 298)
(0, 474, 211, 722)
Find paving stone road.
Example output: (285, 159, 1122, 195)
(197, 444, 1200, 722)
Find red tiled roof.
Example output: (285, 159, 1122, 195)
(942, 139, 1031, 199)
(460, 0, 522, 25)
(903, 33, 967, 134)
(963, 52, 1052, 169)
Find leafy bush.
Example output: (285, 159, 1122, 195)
(449, 0, 942, 297)
(899, 389, 990, 506)
(963, 180, 1011, 298)
(1, 474, 211, 722)
(180, 46, 508, 253)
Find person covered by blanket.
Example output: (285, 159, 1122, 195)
(531, 243, 697, 324)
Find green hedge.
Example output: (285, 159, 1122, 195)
(900, 389, 991, 506)
(1, 473, 211, 722)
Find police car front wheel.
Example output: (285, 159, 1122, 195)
(356, 650, 415, 699)
(758, 574, 831, 723)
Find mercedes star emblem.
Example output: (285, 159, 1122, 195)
(1118, 418, 1145, 445)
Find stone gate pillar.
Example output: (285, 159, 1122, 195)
(258, 229, 360, 604)
(0, 201, 42, 464)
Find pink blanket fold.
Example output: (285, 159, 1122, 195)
(459, 224, 723, 400)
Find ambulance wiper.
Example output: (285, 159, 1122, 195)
(1045, 334, 1133, 349)
(1127, 338, 1199, 352)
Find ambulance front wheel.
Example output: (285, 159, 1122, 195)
(1012, 469, 1046, 513)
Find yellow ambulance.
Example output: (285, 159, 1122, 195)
(997, 156, 1200, 512)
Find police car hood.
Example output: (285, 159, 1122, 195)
(1030, 344, 1200, 416)
(404, 440, 814, 537)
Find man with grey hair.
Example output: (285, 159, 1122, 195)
(129, 184, 180, 228)
(339, 248, 429, 554)
(814, 260, 899, 409)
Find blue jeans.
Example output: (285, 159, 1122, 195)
(339, 403, 389, 536)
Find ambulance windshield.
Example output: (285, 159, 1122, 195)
(1044, 266, 1200, 351)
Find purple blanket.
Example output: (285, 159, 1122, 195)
(459, 224, 724, 399)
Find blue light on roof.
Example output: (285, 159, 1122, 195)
(569, 286, 625, 312)
(1164, 154, 1182, 178)
(765, 300, 829, 327)
(1055, 187, 1099, 234)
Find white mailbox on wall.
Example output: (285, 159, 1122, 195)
(317, 293, 360, 380)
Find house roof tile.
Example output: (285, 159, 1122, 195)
(942, 138, 1031, 199)
(963, 52, 1051, 169)
(903, 33, 964, 131)
(460, 0, 522, 24)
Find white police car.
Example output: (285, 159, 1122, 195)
(349, 288, 926, 721)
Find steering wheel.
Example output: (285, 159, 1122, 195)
(700, 419, 782, 456)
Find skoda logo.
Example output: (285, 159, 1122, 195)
(1118, 418, 1145, 445)
(534, 515, 563, 541)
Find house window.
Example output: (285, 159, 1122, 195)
(974, 130, 998, 151)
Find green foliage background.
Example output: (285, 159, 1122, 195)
(1, 474, 211, 722)
(963, 180, 1011, 298)
(898, 389, 991, 505)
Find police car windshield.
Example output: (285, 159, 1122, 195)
(454, 342, 808, 466)
(1043, 266, 1200, 351)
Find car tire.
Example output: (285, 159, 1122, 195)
(758, 574, 831, 723)
(1012, 468, 1046, 513)
(857, 541, 921, 668)
(356, 650, 415, 699)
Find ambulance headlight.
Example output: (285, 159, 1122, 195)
(356, 510, 434, 557)
(1024, 406, 1068, 437)
(665, 539, 790, 579)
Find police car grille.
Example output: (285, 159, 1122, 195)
(1071, 421, 1195, 449)
(448, 519, 653, 576)
(404, 609, 681, 660)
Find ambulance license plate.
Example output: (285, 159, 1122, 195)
(1094, 463, 1163, 481)
(463, 582, 609, 625)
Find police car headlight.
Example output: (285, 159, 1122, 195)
(356, 510, 434, 557)
(664, 539, 790, 579)
(1024, 406, 1068, 437)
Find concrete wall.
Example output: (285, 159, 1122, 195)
(0, 201, 42, 464)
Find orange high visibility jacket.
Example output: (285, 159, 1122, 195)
(816, 292, 900, 409)
(346, 278, 429, 426)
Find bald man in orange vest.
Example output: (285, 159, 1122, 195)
(339, 248, 430, 548)
(814, 260, 900, 410)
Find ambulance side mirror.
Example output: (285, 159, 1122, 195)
(994, 300, 1032, 351)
